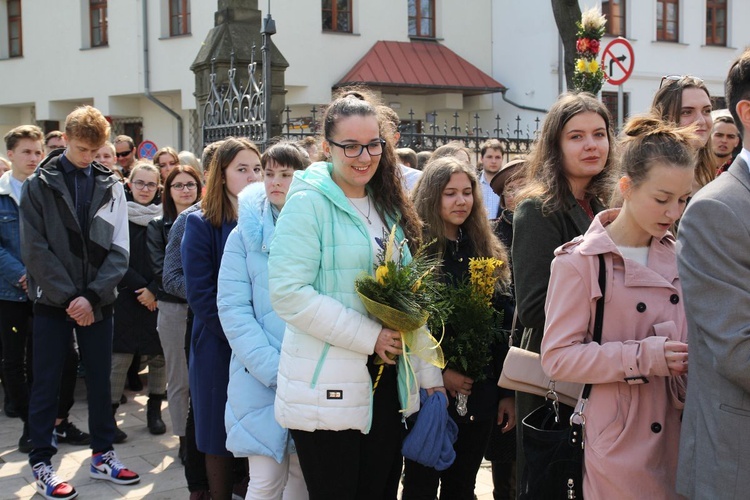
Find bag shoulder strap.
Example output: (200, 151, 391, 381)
(581, 253, 606, 400)
(509, 308, 518, 347)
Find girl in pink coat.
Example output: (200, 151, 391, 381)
(541, 115, 692, 499)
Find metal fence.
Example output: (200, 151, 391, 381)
(277, 106, 541, 161)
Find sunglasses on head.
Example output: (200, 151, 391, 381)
(115, 149, 133, 158)
(659, 75, 704, 89)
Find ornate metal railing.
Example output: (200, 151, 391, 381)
(202, 49, 267, 148)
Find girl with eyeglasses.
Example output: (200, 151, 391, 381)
(651, 75, 716, 194)
(146, 164, 202, 465)
(268, 89, 445, 500)
(110, 161, 167, 440)
(183, 138, 263, 499)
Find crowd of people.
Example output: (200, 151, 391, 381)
(2, 48, 750, 500)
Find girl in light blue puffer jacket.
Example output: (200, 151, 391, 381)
(217, 142, 310, 500)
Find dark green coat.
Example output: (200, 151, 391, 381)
(511, 192, 605, 351)
(511, 190, 606, 484)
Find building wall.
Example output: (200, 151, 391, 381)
(0, 0, 214, 151)
(489, 0, 562, 134)
(1, 0, 495, 149)
(1, 0, 748, 152)
(614, 0, 745, 115)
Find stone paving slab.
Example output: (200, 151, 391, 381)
(0, 381, 497, 499)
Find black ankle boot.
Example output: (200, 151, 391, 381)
(112, 403, 128, 443)
(147, 394, 166, 435)
(178, 435, 187, 465)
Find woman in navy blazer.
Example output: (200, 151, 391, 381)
(182, 137, 263, 500)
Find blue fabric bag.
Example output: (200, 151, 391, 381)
(401, 389, 458, 471)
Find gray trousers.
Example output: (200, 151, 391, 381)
(110, 352, 167, 404)
(157, 301, 190, 436)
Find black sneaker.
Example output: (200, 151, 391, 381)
(55, 419, 91, 446)
(19, 423, 32, 453)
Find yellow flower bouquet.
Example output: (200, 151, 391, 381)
(355, 224, 448, 397)
(436, 257, 505, 415)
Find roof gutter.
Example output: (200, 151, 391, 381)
(500, 88, 548, 114)
(142, 0, 183, 150)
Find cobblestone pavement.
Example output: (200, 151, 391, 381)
(0, 382, 496, 499)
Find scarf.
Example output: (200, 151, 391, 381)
(127, 201, 162, 226)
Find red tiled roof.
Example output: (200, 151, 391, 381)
(334, 40, 506, 96)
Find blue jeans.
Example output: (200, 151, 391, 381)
(28, 313, 115, 465)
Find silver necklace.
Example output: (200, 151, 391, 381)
(349, 196, 372, 225)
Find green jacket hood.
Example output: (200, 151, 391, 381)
(288, 162, 360, 217)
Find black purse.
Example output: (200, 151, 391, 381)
(519, 254, 606, 500)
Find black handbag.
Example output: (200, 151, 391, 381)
(519, 254, 606, 500)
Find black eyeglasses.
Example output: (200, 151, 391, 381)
(115, 149, 133, 158)
(659, 75, 704, 89)
(171, 182, 199, 191)
(327, 138, 385, 158)
(131, 180, 159, 191)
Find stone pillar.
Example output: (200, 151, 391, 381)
(191, 0, 288, 142)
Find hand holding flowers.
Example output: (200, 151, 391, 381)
(374, 327, 403, 365)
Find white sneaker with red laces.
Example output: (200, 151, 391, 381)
(32, 462, 78, 500)
(89, 450, 140, 485)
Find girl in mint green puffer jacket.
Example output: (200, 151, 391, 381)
(268, 90, 444, 500)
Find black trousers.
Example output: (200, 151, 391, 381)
(0, 300, 33, 421)
(0, 300, 77, 424)
(402, 418, 494, 500)
(291, 364, 403, 500)
(183, 307, 209, 492)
